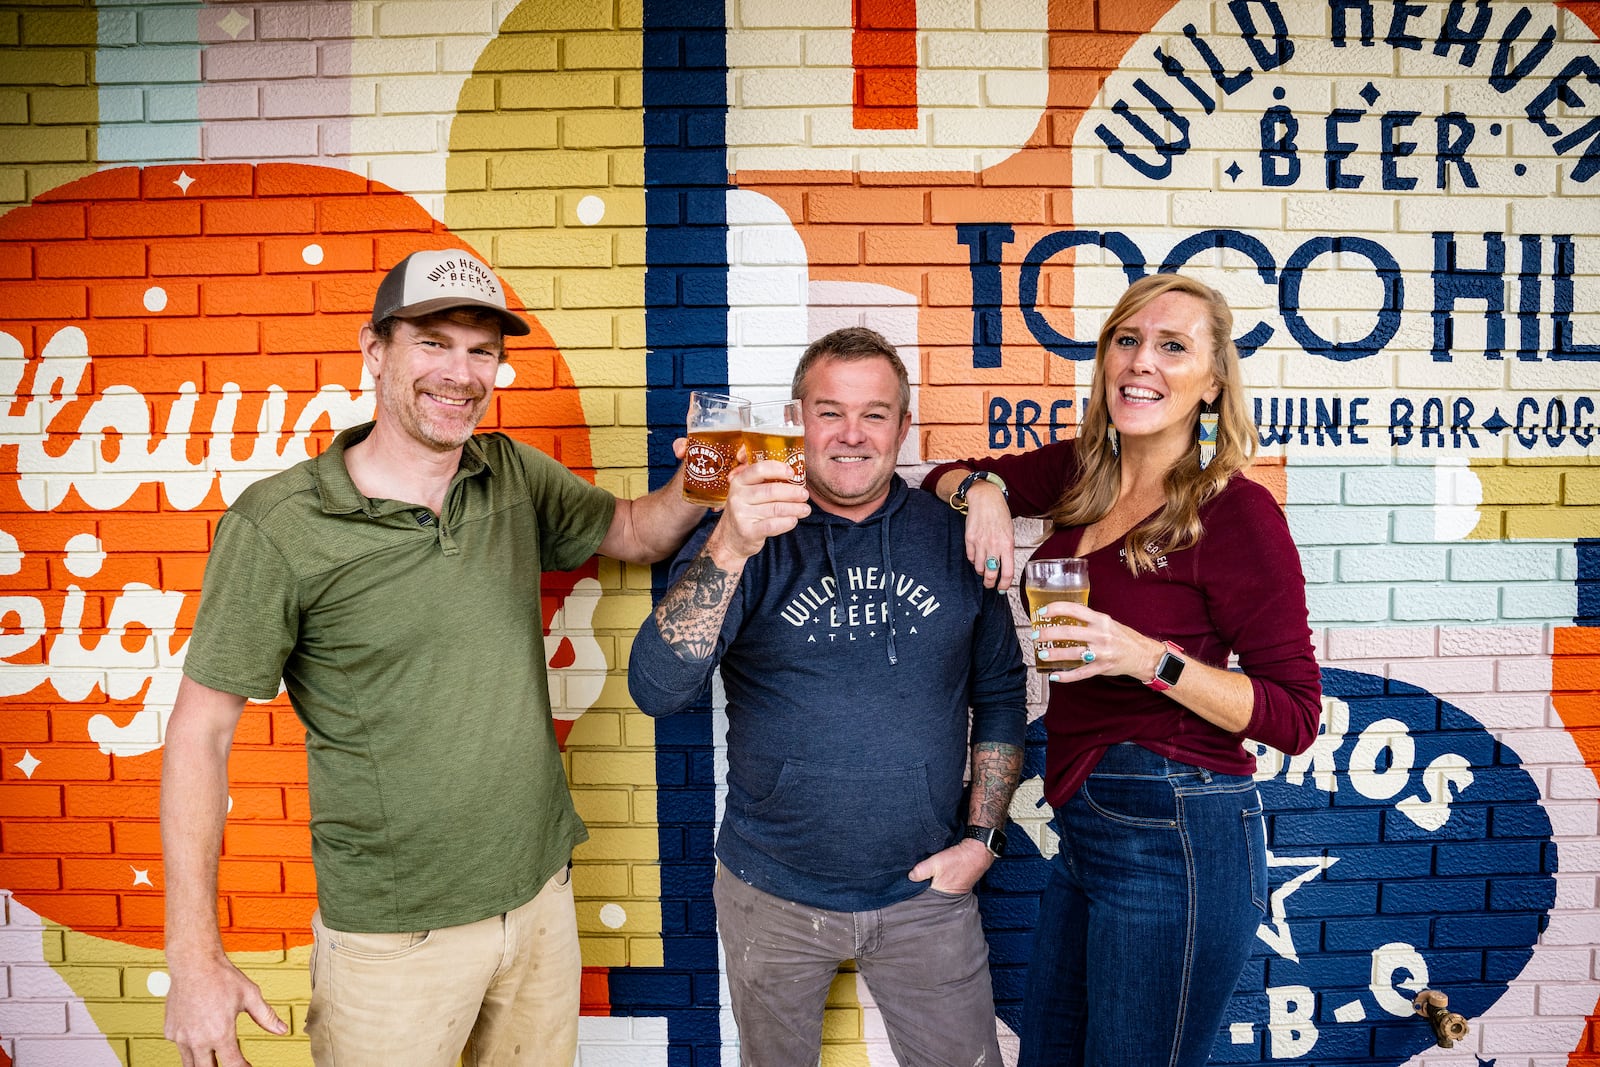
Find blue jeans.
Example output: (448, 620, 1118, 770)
(1018, 743, 1267, 1067)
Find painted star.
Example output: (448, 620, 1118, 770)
(1256, 850, 1339, 963)
(131, 866, 153, 888)
(14, 750, 40, 778)
(172, 170, 196, 195)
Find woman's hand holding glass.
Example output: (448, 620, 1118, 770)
(1030, 600, 1165, 684)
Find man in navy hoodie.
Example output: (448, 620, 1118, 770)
(629, 328, 1027, 1066)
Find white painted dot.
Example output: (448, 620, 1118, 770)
(0, 529, 21, 576)
(495, 363, 516, 389)
(598, 903, 627, 929)
(147, 971, 171, 997)
(302, 243, 325, 265)
(576, 195, 606, 226)
(143, 287, 168, 312)
(63, 533, 104, 577)
(227, 794, 235, 814)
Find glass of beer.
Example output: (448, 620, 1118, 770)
(683, 391, 749, 506)
(741, 399, 805, 487)
(1023, 557, 1090, 673)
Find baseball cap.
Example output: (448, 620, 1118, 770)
(371, 249, 532, 336)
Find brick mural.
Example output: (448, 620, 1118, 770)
(0, 1, 1597, 1065)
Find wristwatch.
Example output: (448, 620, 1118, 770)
(1146, 641, 1186, 692)
(962, 824, 1007, 857)
(949, 469, 1008, 513)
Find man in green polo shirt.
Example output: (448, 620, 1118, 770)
(161, 249, 705, 1067)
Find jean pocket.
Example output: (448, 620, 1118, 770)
(1080, 772, 1178, 828)
(1242, 802, 1268, 915)
(326, 926, 433, 961)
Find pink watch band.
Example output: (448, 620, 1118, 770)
(1146, 641, 1186, 691)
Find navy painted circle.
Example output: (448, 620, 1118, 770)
(981, 668, 1556, 1063)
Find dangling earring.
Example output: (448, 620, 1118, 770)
(1197, 400, 1219, 470)
(1107, 424, 1119, 458)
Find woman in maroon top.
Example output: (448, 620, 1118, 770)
(926, 273, 1321, 1066)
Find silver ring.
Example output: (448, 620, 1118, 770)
(1081, 648, 1096, 664)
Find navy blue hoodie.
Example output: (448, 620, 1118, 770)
(628, 475, 1026, 911)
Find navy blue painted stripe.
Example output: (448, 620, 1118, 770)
(616, 2, 729, 1062)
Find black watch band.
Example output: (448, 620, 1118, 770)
(962, 824, 1006, 857)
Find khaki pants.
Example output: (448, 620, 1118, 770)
(306, 866, 580, 1067)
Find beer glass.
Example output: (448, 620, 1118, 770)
(1023, 557, 1090, 673)
(683, 391, 749, 506)
(741, 399, 805, 487)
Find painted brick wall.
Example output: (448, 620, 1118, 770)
(1, 1, 1597, 1065)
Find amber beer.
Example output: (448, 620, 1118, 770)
(683, 392, 750, 506)
(742, 400, 805, 487)
(1023, 557, 1090, 673)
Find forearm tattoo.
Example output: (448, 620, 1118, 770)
(655, 548, 738, 663)
(968, 741, 1023, 828)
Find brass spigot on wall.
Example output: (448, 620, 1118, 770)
(1413, 989, 1470, 1048)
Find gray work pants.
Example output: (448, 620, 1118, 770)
(714, 863, 1003, 1067)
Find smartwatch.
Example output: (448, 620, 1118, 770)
(1146, 641, 1186, 692)
(950, 469, 1008, 513)
(962, 824, 1007, 857)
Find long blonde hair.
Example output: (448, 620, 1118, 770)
(1050, 273, 1257, 574)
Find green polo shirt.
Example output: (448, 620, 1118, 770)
(183, 423, 617, 932)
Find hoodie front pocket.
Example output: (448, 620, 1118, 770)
(740, 759, 950, 879)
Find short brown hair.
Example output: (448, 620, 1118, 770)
(792, 327, 910, 416)
(368, 307, 508, 361)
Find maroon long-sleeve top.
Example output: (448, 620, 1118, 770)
(926, 440, 1322, 807)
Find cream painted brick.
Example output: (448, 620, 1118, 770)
(1284, 192, 1398, 233)
(1338, 545, 1448, 581)
(377, 76, 473, 115)
(1306, 585, 1391, 622)
(562, 111, 639, 149)
(1325, 626, 1436, 659)
(368, 156, 445, 196)
(1170, 190, 1287, 229)
(1511, 197, 1600, 236)
(735, 68, 840, 109)
(203, 120, 317, 159)
(564, 34, 641, 70)
(502, 73, 616, 110)
(1392, 584, 1500, 621)
(488, 150, 611, 189)
(726, 31, 801, 68)
(263, 80, 376, 118)
(922, 70, 985, 107)
(501, 1, 617, 32)
(925, 31, 1046, 68)
(345, 115, 443, 154)
(374, 1, 495, 36)
(356, 38, 443, 73)
(724, 109, 809, 150)
(1398, 194, 1508, 233)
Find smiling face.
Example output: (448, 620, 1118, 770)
(798, 355, 912, 521)
(362, 314, 504, 452)
(1103, 289, 1222, 457)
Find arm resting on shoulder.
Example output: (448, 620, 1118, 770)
(161, 675, 288, 1065)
